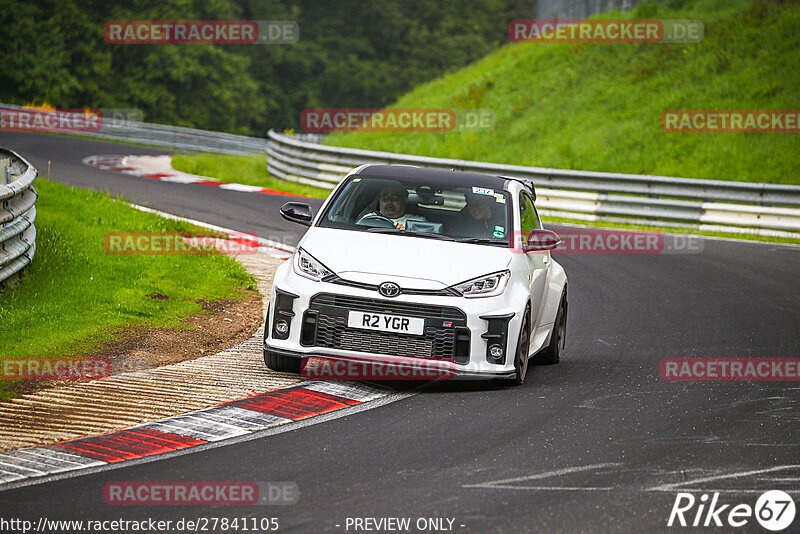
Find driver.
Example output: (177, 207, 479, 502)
(359, 183, 426, 230)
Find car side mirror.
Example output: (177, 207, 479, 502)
(524, 229, 561, 252)
(280, 202, 313, 227)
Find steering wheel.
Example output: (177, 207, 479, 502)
(356, 214, 396, 229)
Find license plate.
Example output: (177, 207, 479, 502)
(347, 311, 425, 336)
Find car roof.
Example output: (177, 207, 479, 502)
(353, 164, 535, 198)
(354, 164, 510, 190)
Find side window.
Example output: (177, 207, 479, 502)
(519, 192, 539, 241)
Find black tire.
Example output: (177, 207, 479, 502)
(264, 350, 301, 373)
(533, 292, 567, 365)
(508, 308, 531, 386)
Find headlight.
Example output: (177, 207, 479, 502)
(293, 247, 334, 281)
(451, 270, 510, 298)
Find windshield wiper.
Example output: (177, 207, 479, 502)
(364, 228, 456, 241)
(454, 237, 508, 246)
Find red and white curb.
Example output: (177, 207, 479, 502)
(83, 155, 303, 197)
(0, 381, 389, 488)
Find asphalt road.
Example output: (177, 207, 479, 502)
(1, 131, 799, 533)
(1, 131, 321, 244)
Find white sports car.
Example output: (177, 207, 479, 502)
(263, 164, 568, 385)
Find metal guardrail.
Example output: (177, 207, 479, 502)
(266, 130, 800, 236)
(0, 149, 37, 287)
(88, 121, 267, 155)
(0, 104, 266, 156)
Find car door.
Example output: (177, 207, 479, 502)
(519, 191, 550, 331)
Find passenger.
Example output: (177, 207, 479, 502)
(451, 192, 498, 238)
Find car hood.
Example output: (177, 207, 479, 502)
(300, 227, 512, 289)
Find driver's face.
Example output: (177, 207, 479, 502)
(378, 187, 407, 219)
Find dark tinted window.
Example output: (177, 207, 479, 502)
(318, 176, 512, 245)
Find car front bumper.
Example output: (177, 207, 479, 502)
(263, 261, 527, 380)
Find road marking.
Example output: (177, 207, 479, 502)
(646, 464, 800, 492)
(463, 462, 622, 491)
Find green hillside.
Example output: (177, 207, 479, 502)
(326, 0, 800, 185)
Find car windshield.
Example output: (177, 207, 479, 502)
(318, 176, 512, 245)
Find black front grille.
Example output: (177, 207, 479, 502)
(324, 274, 460, 297)
(308, 293, 467, 359)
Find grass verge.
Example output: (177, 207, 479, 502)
(171, 153, 331, 198)
(0, 177, 257, 401)
(326, 0, 800, 185)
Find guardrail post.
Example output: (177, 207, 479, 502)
(0, 157, 8, 184)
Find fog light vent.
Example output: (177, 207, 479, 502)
(480, 312, 514, 365)
(272, 288, 298, 340)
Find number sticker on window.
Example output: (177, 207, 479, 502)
(472, 187, 494, 196)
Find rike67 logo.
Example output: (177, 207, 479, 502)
(668, 490, 796, 531)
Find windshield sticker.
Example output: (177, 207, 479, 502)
(494, 193, 506, 204)
(353, 178, 361, 182)
(472, 187, 494, 196)
(493, 230, 505, 238)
